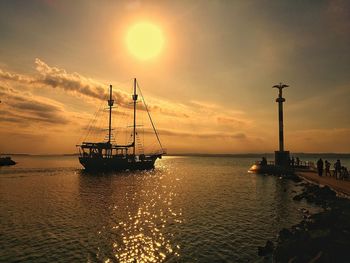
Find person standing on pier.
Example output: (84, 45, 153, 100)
(325, 160, 331, 176)
(334, 160, 341, 179)
(317, 158, 324, 177)
(260, 157, 267, 166)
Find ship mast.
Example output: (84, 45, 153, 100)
(108, 84, 114, 144)
(132, 78, 138, 156)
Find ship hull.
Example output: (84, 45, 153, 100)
(79, 156, 158, 172)
(0, 157, 16, 166)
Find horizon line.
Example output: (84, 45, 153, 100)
(2, 152, 350, 157)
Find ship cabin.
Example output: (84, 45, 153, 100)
(78, 142, 137, 159)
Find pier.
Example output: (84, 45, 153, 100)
(297, 171, 350, 196)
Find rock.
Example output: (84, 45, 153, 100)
(278, 228, 292, 241)
(300, 208, 309, 214)
(309, 229, 330, 239)
(291, 175, 302, 183)
(259, 175, 350, 261)
(258, 240, 274, 256)
(293, 194, 304, 201)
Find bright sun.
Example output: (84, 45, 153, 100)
(126, 22, 164, 60)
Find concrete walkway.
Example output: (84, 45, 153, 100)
(297, 171, 350, 196)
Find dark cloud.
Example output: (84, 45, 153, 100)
(16, 101, 60, 112)
(0, 86, 69, 125)
(0, 108, 68, 125)
(0, 110, 21, 123)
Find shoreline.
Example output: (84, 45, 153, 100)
(258, 172, 350, 262)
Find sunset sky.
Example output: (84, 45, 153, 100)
(0, 0, 349, 154)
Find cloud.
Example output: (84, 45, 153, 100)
(217, 116, 246, 126)
(34, 58, 131, 107)
(140, 99, 192, 119)
(146, 128, 247, 140)
(188, 100, 220, 110)
(0, 86, 69, 125)
(0, 110, 21, 123)
(0, 69, 34, 83)
(0, 60, 131, 108)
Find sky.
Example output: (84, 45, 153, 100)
(0, 0, 349, 154)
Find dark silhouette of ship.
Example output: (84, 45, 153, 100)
(0, 99, 16, 166)
(0, 156, 16, 166)
(77, 78, 164, 171)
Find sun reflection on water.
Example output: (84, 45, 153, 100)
(98, 166, 182, 262)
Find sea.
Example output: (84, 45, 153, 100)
(1, 154, 349, 263)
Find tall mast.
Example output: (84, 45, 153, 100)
(108, 84, 114, 144)
(132, 78, 138, 155)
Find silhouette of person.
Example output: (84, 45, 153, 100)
(334, 160, 341, 179)
(261, 157, 267, 166)
(296, 157, 300, 166)
(317, 158, 324, 176)
(325, 160, 331, 176)
(342, 167, 349, 180)
(291, 157, 295, 167)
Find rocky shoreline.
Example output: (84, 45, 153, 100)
(258, 176, 350, 262)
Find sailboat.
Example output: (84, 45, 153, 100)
(0, 100, 16, 166)
(0, 156, 16, 166)
(77, 78, 164, 171)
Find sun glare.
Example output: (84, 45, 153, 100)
(126, 22, 164, 60)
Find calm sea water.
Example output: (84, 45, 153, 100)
(1, 155, 337, 262)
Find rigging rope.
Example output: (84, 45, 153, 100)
(136, 80, 164, 153)
(80, 98, 105, 144)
